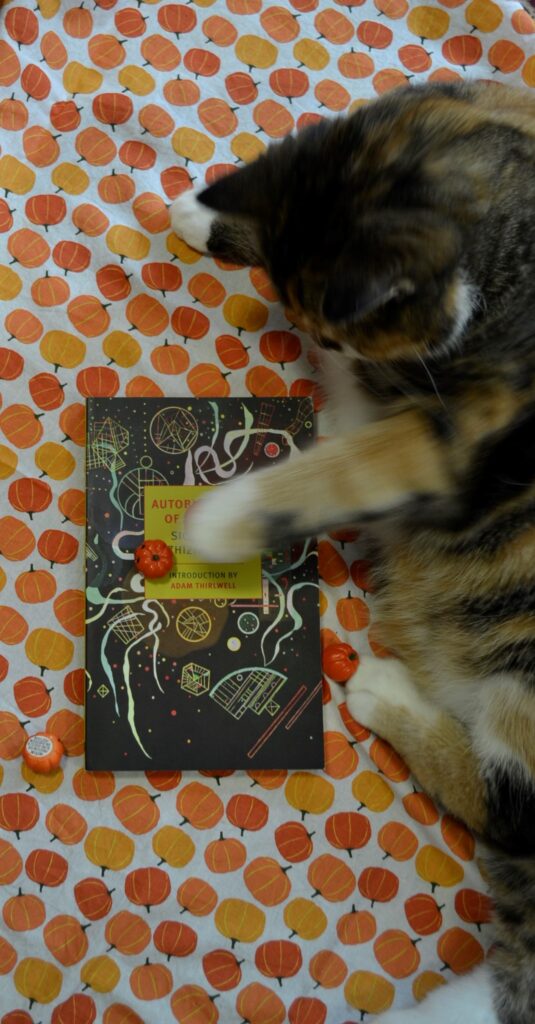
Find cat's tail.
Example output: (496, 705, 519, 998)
(484, 848, 535, 1024)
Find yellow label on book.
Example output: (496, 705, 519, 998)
(143, 485, 262, 600)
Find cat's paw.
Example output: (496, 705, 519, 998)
(184, 478, 264, 562)
(345, 656, 428, 733)
(346, 656, 440, 737)
(170, 189, 216, 253)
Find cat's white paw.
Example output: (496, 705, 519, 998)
(345, 656, 437, 732)
(184, 477, 263, 563)
(170, 189, 216, 253)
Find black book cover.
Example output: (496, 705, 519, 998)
(85, 397, 323, 770)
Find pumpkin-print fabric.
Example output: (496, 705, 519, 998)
(0, 0, 533, 1020)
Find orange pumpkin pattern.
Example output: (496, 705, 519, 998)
(0, 0, 523, 1016)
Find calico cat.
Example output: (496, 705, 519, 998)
(171, 81, 535, 1024)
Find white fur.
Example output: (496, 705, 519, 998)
(318, 347, 380, 438)
(375, 963, 498, 1024)
(170, 189, 216, 252)
(345, 655, 440, 733)
(436, 275, 478, 358)
(184, 476, 261, 563)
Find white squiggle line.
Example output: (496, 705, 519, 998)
(209, 400, 220, 447)
(85, 669, 93, 693)
(123, 629, 153, 759)
(194, 426, 300, 484)
(261, 571, 286, 668)
(183, 450, 195, 485)
(142, 600, 169, 694)
(100, 623, 120, 716)
(269, 580, 319, 663)
(112, 529, 144, 560)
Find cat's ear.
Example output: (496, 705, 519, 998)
(198, 161, 270, 220)
(322, 270, 415, 325)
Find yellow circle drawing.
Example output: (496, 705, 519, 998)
(213, 598, 227, 608)
(176, 606, 212, 643)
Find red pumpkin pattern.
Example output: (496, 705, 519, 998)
(0, 0, 518, 1017)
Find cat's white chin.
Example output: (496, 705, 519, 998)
(170, 189, 216, 253)
(184, 478, 262, 563)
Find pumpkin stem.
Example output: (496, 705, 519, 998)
(440, 963, 450, 972)
(145, 957, 150, 965)
(150, 793, 161, 803)
(219, 832, 224, 841)
(82, 923, 91, 932)
(50, 834, 57, 843)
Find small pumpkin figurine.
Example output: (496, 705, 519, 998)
(135, 539, 173, 579)
(22, 732, 64, 774)
(322, 642, 358, 684)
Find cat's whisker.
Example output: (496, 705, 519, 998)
(414, 350, 450, 414)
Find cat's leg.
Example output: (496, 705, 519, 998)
(170, 190, 261, 265)
(373, 963, 498, 1024)
(346, 656, 487, 832)
(185, 409, 452, 563)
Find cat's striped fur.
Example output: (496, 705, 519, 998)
(171, 81, 535, 1023)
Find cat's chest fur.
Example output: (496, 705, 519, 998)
(318, 348, 383, 437)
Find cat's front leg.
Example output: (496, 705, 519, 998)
(170, 190, 261, 265)
(346, 656, 487, 834)
(185, 409, 451, 562)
